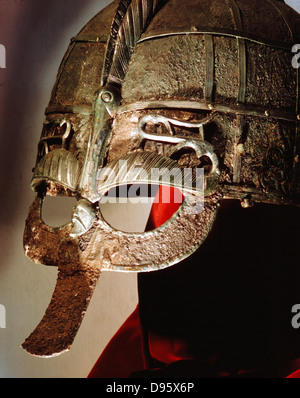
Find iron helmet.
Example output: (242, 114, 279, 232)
(22, 0, 300, 357)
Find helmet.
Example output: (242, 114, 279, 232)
(22, 0, 300, 357)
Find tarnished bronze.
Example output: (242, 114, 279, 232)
(22, 0, 300, 357)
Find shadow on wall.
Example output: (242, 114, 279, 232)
(0, 0, 100, 227)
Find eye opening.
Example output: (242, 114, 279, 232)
(41, 195, 77, 228)
(39, 119, 74, 151)
(170, 147, 213, 176)
(142, 121, 171, 135)
(37, 140, 48, 159)
(32, 180, 76, 228)
(170, 146, 195, 159)
(98, 184, 184, 233)
(198, 155, 213, 175)
(36, 121, 74, 165)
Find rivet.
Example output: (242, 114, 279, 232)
(101, 91, 113, 103)
(236, 143, 245, 154)
(241, 198, 254, 209)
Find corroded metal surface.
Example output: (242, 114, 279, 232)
(22, 260, 101, 357)
(23, 189, 220, 357)
(23, 0, 300, 357)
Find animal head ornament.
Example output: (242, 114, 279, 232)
(22, 0, 300, 357)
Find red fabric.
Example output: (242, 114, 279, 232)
(286, 360, 300, 377)
(88, 305, 144, 378)
(287, 370, 300, 378)
(147, 333, 194, 365)
(146, 186, 184, 230)
(88, 186, 184, 378)
(145, 186, 190, 365)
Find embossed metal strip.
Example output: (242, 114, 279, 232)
(70, 34, 108, 43)
(266, 0, 295, 41)
(222, 185, 299, 206)
(237, 38, 246, 104)
(204, 34, 214, 104)
(232, 114, 244, 184)
(228, 0, 243, 31)
(228, 0, 246, 104)
(138, 29, 292, 51)
(119, 100, 298, 122)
